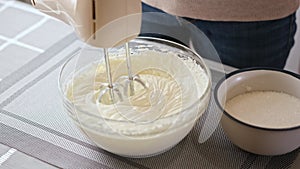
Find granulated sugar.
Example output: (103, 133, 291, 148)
(225, 91, 300, 128)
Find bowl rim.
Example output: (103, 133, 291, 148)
(214, 67, 300, 131)
(58, 36, 212, 124)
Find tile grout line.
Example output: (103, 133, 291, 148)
(0, 0, 14, 12)
(6, 0, 52, 18)
(0, 33, 78, 96)
(0, 1, 48, 53)
(0, 42, 10, 52)
(11, 16, 49, 52)
(0, 15, 48, 53)
(14, 17, 49, 40)
(0, 0, 51, 19)
(0, 148, 17, 166)
(15, 41, 44, 53)
(0, 36, 44, 53)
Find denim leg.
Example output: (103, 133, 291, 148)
(142, 3, 297, 69)
(190, 14, 297, 68)
(142, 2, 165, 13)
(141, 3, 184, 44)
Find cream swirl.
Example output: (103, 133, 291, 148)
(65, 50, 209, 136)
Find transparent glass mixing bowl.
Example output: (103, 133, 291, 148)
(59, 37, 212, 157)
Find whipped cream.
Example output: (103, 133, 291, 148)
(64, 49, 210, 156)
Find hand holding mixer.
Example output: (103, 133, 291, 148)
(31, 0, 147, 103)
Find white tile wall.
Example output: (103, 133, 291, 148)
(0, 7, 42, 38)
(19, 19, 73, 50)
(0, 39, 5, 46)
(0, 44, 39, 78)
(0, 0, 73, 79)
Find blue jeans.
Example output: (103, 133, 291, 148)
(142, 3, 297, 69)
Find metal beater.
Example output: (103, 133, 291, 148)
(98, 42, 147, 104)
(97, 48, 124, 103)
(118, 43, 147, 96)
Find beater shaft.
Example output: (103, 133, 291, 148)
(125, 43, 135, 95)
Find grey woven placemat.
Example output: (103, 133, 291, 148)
(0, 35, 299, 169)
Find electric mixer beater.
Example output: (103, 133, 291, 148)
(118, 43, 148, 96)
(32, 0, 146, 103)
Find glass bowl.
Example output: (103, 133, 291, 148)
(59, 37, 212, 157)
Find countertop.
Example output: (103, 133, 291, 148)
(0, 1, 299, 168)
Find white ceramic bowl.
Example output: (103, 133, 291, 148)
(59, 37, 211, 157)
(215, 68, 300, 156)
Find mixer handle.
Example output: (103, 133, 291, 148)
(31, 0, 142, 48)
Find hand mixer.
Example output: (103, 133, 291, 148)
(31, 0, 147, 103)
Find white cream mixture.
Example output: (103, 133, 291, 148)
(66, 50, 210, 136)
(64, 50, 211, 156)
(225, 91, 300, 128)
